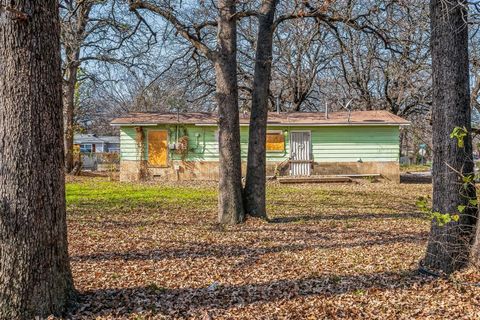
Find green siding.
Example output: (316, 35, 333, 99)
(119, 127, 143, 161)
(120, 124, 399, 163)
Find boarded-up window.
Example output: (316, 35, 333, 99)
(148, 130, 168, 166)
(266, 130, 285, 152)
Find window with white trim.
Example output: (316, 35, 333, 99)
(80, 144, 93, 153)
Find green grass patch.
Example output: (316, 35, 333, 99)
(66, 180, 216, 210)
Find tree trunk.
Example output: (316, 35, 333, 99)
(423, 0, 478, 274)
(472, 221, 480, 267)
(61, 1, 92, 173)
(0, 0, 75, 317)
(243, 0, 278, 219)
(63, 58, 78, 173)
(215, 0, 245, 224)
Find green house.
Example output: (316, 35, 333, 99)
(110, 110, 410, 182)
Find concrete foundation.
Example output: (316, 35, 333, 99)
(120, 160, 400, 183)
(312, 161, 400, 182)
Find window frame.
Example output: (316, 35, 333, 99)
(79, 143, 93, 154)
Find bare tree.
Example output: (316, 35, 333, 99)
(325, 1, 431, 116)
(130, 0, 245, 224)
(243, 0, 412, 218)
(61, 0, 94, 172)
(0, 0, 74, 316)
(271, 16, 334, 111)
(244, 0, 278, 219)
(60, 0, 155, 172)
(470, 27, 480, 113)
(423, 0, 477, 274)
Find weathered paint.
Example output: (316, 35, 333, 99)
(147, 130, 168, 166)
(120, 124, 400, 163)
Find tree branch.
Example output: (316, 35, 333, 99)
(129, 0, 217, 61)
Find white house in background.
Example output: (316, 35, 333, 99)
(73, 134, 120, 153)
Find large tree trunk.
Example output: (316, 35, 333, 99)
(243, 0, 278, 219)
(63, 58, 79, 173)
(423, 0, 478, 274)
(0, 0, 75, 317)
(215, 0, 245, 224)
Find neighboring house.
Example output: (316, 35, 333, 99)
(73, 134, 120, 170)
(73, 134, 120, 153)
(110, 110, 410, 182)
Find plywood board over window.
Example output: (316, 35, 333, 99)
(266, 130, 285, 152)
(148, 130, 168, 166)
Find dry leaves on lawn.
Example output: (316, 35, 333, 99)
(64, 178, 480, 319)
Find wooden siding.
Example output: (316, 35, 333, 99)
(120, 125, 399, 163)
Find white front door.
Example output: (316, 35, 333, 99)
(290, 131, 311, 176)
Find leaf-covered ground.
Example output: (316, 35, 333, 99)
(65, 178, 479, 319)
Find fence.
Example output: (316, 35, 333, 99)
(81, 152, 120, 171)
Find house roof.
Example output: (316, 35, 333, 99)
(110, 110, 410, 127)
(74, 134, 119, 144)
(97, 136, 120, 144)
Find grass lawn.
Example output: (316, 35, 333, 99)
(65, 178, 479, 319)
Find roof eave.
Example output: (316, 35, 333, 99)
(112, 122, 410, 126)
(197, 122, 410, 127)
(110, 123, 159, 127)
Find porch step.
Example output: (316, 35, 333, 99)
(278, 176, 353, 184)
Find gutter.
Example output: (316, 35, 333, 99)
(196, 123, 411, 127)
(111, 122, 411, 127)
(110, 123, 158, 127)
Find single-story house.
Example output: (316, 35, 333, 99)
(73, 134, 120, 153)
(110, 110, 410, 182)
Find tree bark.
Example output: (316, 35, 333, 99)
(0, 0, 75, 317)
(243, 0, 278, 219)
(423, 0, 478, 274)
(215, 0, 245, 224)
(472, 221, 480, 267)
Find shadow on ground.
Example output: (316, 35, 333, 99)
(71, 230, 427, 263)
(400, 173, 432, 184)
(69, 269, 433, 318)
(269, 212, 422, 223)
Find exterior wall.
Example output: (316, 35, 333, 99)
(119, 124, 401, 182)
(120, 160, 400, 182)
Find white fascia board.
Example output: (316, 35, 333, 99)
(110, 123, 159, 127)
(114, 122, 411, 127)
(194, 123, 409, 127)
